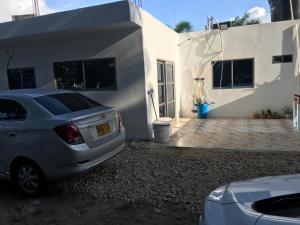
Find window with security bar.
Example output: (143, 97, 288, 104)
(54, 58, 117, 90)
(212, 58, 254, 89)
(7, 67, 36, 90)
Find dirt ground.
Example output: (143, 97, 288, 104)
(1, 143, 300, 225)
(0, 189, 196, 225)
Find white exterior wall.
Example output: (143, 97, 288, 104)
(138, 8, 180, 137)
(179, 20, 300, 118)
(1, 1, 300, 140)
(0, 27, 149, 139)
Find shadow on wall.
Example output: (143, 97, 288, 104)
(179, 31, 221, 117)
(42, 28, 148, 139)
(1, 6, 150, 140)
(143, 48, 156, 137)
(84, 29, 149, 139)
(3, 26, 140, 79)
(92, 7, 147, 139)
(209, 74, 295, 117)
(208, 26, 298, 117)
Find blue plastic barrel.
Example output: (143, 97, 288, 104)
(197, 104, 208, 119)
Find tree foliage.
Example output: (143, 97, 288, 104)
(174, 21, 193, 33)
(231, 13, 261, 27)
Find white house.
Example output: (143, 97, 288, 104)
(0, 1, 299, 139)
(179, 21, 299, 118)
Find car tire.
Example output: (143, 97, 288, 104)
(11, 160, 46, 196)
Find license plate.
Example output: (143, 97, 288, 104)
(96, 123, 111, 136)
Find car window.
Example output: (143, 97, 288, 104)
(34, 93, 101, 116)
(0, 99, 27, 121)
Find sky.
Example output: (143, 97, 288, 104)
(0, 0, 271, 31)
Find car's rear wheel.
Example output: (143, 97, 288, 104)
(12, 160, 45, 196)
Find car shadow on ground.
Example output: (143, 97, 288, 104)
(0, 178, 197, 225)
(0, 180, 18, 194)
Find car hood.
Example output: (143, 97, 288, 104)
(207, 174, 300, 204)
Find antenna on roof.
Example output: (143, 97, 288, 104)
(132, 0, 142, 8)
(32, 0, 40, 16)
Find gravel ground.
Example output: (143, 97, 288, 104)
(1, 142, 300, 225)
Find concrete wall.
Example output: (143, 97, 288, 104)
(0, 0, 182, 140)
(179, 20, 300, 118)
(0, 1, 132, 41)
(1, 1, 299, 140)
(0, 26, 149, 139)
(136, 6, 180, 137)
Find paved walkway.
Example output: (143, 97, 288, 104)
(167, 119, 300, 151)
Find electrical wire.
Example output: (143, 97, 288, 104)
(198, 51, 223, 76)
(208, 17, 225, 96)
(179, 19, 224, 77)
(203, 16, 225, 100)
(204, 28, 222, 54)
(177, 16, 225, 108)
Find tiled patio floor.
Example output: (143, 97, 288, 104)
(167, 118, 300, 151)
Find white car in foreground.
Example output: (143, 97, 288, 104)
(200, 174, 300, 225)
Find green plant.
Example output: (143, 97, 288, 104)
(174, 21, 193, 33)
(254, 109, 282, 119)
(231, 13, 261, 27)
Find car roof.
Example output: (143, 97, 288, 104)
(0, 89, 74, 98)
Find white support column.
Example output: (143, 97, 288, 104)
(293, 102, 297, 128)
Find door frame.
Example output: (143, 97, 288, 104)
(157, 59, 176, 118)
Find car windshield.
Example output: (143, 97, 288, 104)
(34, 93, 101, 116)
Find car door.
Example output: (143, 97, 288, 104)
(0, 98, 27, 174)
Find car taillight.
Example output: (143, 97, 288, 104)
(54, 124, 85, 145)
(118, 111, 123, 132)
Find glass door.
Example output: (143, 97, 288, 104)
(157, 61, 175, 118)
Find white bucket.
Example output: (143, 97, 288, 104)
(153, 118, 173, 143)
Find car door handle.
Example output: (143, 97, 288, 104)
(8, 131, 17, 137)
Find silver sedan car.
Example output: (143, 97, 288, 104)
(0, 89, 125, 195)
(200, 174, 300, 225)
